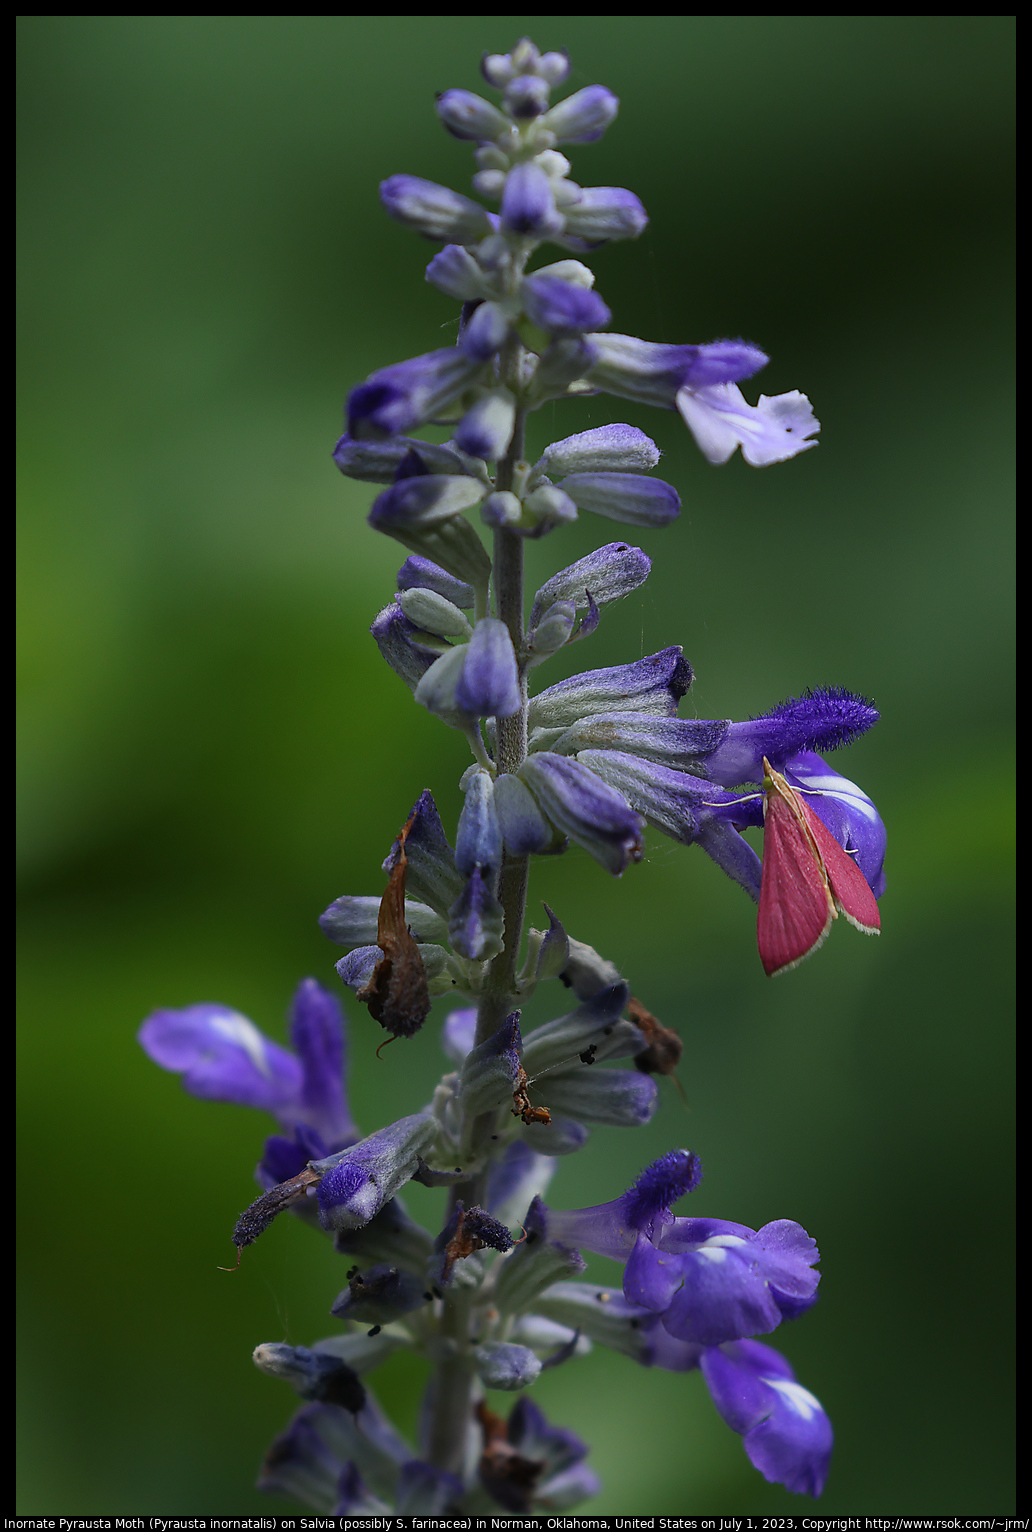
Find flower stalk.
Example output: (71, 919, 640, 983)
(139, 35, 884, 1513)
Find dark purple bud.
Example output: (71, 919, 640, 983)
(370, 602, 441, 691)
(519, 753, 644, 876)
(455, 618, 522, 718)
(501, 161, 565, 238)
(522, 273, 611, 335)
(680, 339, 771, 388)
(383, 788, 464, 914)
(347, 349, 484, 440)
(504, 74, 551, 119)
(330, 1262, 428, 1324)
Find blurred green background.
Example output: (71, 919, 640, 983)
(17, 14, 1013, 1516)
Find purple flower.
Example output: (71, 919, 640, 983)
(138, 980, 358, 1186)
(539, 1150, 820, 1347)
(536, 686, 884, 900)
(701, 1339, 833, 1496)
(536, 1280, 832, 1498)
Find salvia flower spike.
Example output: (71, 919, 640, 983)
(140, 34, 884, 1511)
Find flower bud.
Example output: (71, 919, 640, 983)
(522, 273, 611, 335)
(348, 348, 484, 440)
(528, 647, 692, 730)
(333, 433, 471, 483)
(380, 174, 492, 244)
(519, 752, 643, 876)
(382, 788, 464, 915)
(528, 336, 599, 397)
(541, 85, 619, 144)
(474, 1342, 542, 1391)
(480, 490, 523, 529)
(455, 618, 522, 718)
(536, 423, 660, 478)
(504, 75, 551, 119)
(492, 773, 556, 854)
(459, 300, 511, 362)
(313, 1112, 438, 1233)
(370, 602, 442, 691)
(396, 587, 472, 639)
(492, 1198, 586, 1316)
(330, 1263, 428, 1325)
(425, 244, 496, 302)
(529, 256, 593, 287)
(252, 1343, 367, 1412)
(560, 186, 648, 242)
(458, 1011, 522, 1116)
(554, 472, 679, 527)
(529, 542, 651, 627)
(520, 483, 579, 535)
(501, 161, 565, 238)
(525, 600, 577, 665)
(521, 982, 638, 1076)
(454, 387, 516, 460)
(396, 556, 475, 609)
(369, 474, 487, 535)
(559, 937, 623, 1000)
(435, 88, 511, 141)
(448, 866, 505, 961)
(319, 893, 448, 950)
